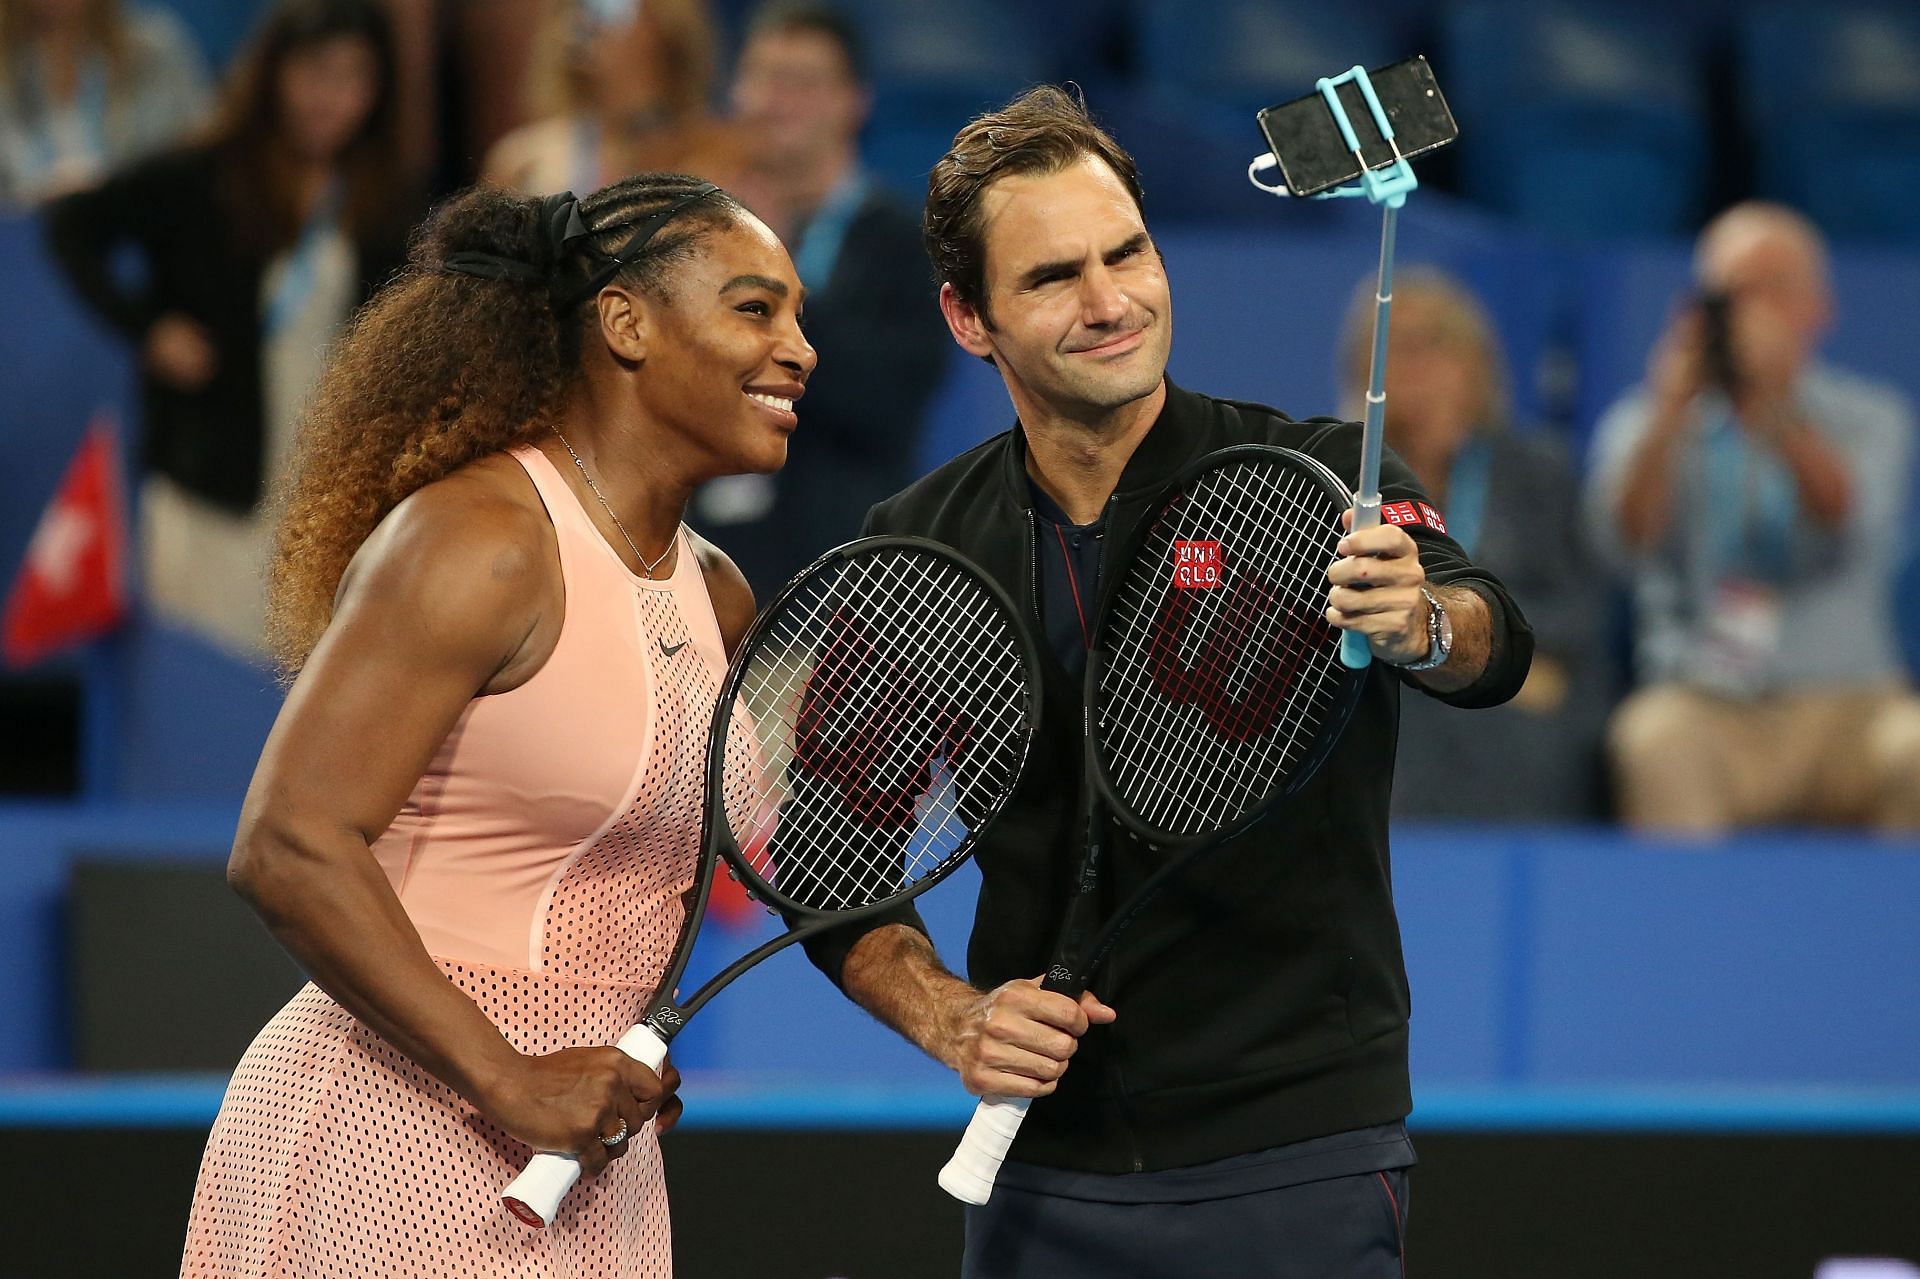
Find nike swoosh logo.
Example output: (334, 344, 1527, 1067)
(659, 639, 689, 658)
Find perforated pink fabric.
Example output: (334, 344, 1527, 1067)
(182, 448, 730, 1278)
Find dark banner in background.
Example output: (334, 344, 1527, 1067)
(8, 1127, 1914, 1279)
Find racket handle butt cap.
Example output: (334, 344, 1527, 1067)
(502, 1157, 580, 1229)
(938, 1094, 1032, 1205)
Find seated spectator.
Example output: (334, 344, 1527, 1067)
(1341, 266, 1611, 821)
(1588, 202, 1920, 832)
(687, 1, 948, 593)
(0, 0, 210, 205)
(45, 0, 419, 656)
(481, 0, 740, 195)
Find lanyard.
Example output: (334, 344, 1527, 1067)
(790, 168, 869, 292)
(262, 180, 345, 338)
(1443, 436, 1491, 556)
(1699, 406, 1797, 579)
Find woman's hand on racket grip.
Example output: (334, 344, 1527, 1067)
(948, 977, 1116, 1099)
(480, 1048, 682, 1175)
(1326, 510, 1430, 666)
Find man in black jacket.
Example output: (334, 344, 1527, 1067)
(804, 86, 1533, 1278)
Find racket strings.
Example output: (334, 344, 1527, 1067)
(1098, 459, 1349, 837)
(720, 550, 1032, 912)
(762, 567, 1024, 908)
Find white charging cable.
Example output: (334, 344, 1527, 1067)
(1247, 152, 1293, 198)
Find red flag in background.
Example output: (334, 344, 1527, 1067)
(2, 414, 128, 668)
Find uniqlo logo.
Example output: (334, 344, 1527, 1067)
(1381, 500, 1448, 534)
(1173, 540, 1222, 588)
(1381, 501, 1421, 526)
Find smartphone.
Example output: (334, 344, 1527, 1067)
(1255, 55, 1459, 198)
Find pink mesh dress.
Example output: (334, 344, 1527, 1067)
(181, 447, 732, 1278)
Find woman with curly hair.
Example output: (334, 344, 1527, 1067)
(180, 171, 813, 1277)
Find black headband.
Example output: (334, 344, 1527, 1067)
(554, 182, 723, 310)
(439, 184, 724, 310)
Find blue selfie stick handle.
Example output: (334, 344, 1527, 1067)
(1309, 66, 1410, 671)
(1339, 197, 1398, 670)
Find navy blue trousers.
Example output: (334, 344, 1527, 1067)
(961, 1167, 1410, 1279)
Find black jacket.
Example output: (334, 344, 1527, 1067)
(44, 144, 413, 514)
(806, 380, 1533, 1174)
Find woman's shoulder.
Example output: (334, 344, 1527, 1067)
(348, 453, 557, 606)
(317, 452, 562, 690)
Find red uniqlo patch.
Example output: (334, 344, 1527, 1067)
(1173, 540, 1222, 588)
(1380, 500, 1447, 534)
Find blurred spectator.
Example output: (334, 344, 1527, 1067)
(481, 0, 740, 194)
(44, 0, 418, 656)
(0, 0, 210, 205)
(1588, 202, 1920, 832)
(687, 1, 947, 593)
(1342, 266, 1611, 821)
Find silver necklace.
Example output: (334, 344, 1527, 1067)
(551, 428, 676, 579)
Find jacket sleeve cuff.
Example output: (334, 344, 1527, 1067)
(1411, 575, 1536, 709)
(800, 902, 933, 992)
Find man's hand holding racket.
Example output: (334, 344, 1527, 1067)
(943, 977, 1116, 1101)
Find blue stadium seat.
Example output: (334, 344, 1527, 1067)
(1737, 4, 1920, 242)
(831, 0, 1051, 199)
(1124, 1, 1425, 223)
(1133, 0, 1417, 120)
(1440, 2, 1709, 238)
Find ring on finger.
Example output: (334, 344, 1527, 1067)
(600, 1119, 629, 1148)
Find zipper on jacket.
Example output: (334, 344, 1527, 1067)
(1025, 510, 1041, 627)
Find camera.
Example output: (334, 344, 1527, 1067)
(1697, 289, 1743, 397)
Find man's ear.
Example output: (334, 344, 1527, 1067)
(939, 282, 994, 360)
(594, 285, 653, 365)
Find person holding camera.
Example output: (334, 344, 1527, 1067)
(1587, 201, 1920, 832)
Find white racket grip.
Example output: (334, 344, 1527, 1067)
(938, 1094, 1032, 1204)
(501, 1023, 671, 1228)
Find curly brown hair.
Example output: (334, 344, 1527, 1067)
(265, 172, 745, 677)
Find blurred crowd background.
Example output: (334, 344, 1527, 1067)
(3, 0, 1920, 831)
(3, 7, 1918, 1273)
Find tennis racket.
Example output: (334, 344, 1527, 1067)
(504, 536, 1043, 1227)
(937, 444, 1369, 1204)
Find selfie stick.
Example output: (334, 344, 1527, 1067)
(1249, 65, 1419, 670)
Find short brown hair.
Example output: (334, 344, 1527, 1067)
(925, 85, 1145, 323)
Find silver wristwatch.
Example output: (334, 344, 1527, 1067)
(1392, 586, 1453, 672)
